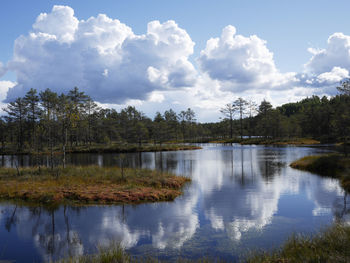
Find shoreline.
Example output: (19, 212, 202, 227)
(0, 144, 202, 156)
(208, 137, 321, 145)
(290, 153, 350, 192)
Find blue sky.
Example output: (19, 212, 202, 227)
(1, 0, 350, 121)
(2, 0, 350, 74)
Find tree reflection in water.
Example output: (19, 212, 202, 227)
(0, 144, 349, 262)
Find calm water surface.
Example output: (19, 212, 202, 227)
(0, 144, 349, 262)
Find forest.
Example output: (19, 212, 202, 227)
(0, 80, 350, 156)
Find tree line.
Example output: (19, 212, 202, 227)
(0, 87, 209, 154)
(1, 80, 350, 156)
(217, 80, 350, 143)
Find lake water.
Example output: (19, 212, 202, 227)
(0, 144, 349, 262)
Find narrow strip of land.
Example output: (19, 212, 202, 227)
(290, 153, 350, 192)
(209, 137, 320, 145)
(0, 143, 201, 155)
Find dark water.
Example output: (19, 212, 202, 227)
(0, 144, 349, 262)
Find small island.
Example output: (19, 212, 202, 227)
(0, 166, 191, 205)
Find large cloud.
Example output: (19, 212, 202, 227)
(197, 26, 350, 103)
(6, 5, 196, 103)
(197, 25, 297, 94)
(4, 6, 350, 121)
(295, 33, 350, 94)
(305, 33, 350, 75)
(198, 26, 277, 83)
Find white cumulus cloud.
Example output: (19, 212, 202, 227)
(305, 33, 350, 75)
(316, 66, 349, 84)
(297, 33, 350, 94)
(199, 25, 277, 84)
(33, 5, 79, 43)
(6, 5, 196, 103)
(197, 25, 298, 94)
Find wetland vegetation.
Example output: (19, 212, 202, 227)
(57, 223, 350, 262)
(290, 153, 350, 192)
(0, 166, 190, 205)
(248, 224, 350, 263)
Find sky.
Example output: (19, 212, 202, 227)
(1, 0, 350, 121)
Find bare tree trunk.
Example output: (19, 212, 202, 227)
(50, 126, 54, 170)
(240, 112, 243, 140)
(63, 127, 67, 168)
(15, 161, 20, 177)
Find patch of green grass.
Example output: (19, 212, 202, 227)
(58, 243, 225, 263)
(59, 243, 131, 263)
(57, 224, 350, 262)
(247, 224, 350, 263)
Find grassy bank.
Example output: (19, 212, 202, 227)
(290, 153, 350, 192)
(0, 166, 190, 205)
(59, 244, 132, 263)
(57, 224, 350, 262)
(209, 137, 320, 145)
(0, 143, 202, 155)
(247, 224, 350, 263)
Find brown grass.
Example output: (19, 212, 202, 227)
(0, 166, 190, 205)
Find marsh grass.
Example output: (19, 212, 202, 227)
(58, 243, 225, 263)
(58, 243, 131, 263)
(247, 224, 350, 263)
(290, 153, 350, 192)
(0, 166, 190, 205)
(58, 224, 350, 262)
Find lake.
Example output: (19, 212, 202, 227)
(0, 144, 349, 262)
